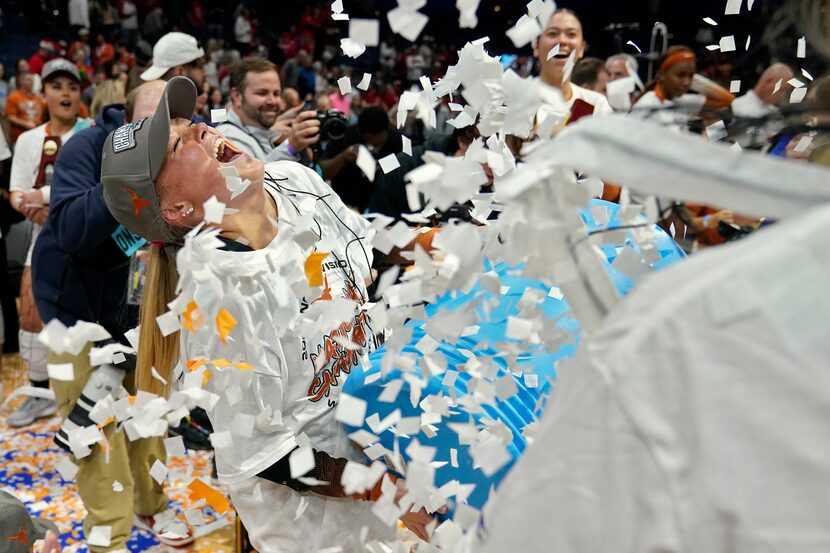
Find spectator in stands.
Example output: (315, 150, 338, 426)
(68, 28, 92, 67)
(32, 79, 195, 552)
(216, 57, 320, 163)
(28, 41, 57, 76)
(118, 0, 139, 50)
(10, 60, 42, 94)
(141, 32, 206, 87)
(0, 63, 8, 116)
(571, 57, 610, 95)
(90, 72, 126, 117)
(7, 59, 92, 428)
(82, 64, 108, 107)
(605, 53, 638, 82)
(320, 105, 403, 211)
(115, 41, 136, 70)
(234, 7, 254, 54)
(208, 85, 225, 111)
(282, 87, 301, 109)
(369, 125, 481, 220)
(5, 72, 45, 144)
(533, 9, 612, 128)
(93, 33, 116, 67)
(731, 63, 794, 118)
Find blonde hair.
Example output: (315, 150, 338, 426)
(136, 245, 180, 397)
(90, 78, 126, 117)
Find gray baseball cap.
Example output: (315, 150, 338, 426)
(42, 58, 81, 83)
(0, 490, 60, 553)
(101, 76, 198, 243)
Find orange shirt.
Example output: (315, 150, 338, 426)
(5, 90, 46, 144)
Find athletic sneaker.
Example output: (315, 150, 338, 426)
(6, 396, 58, 427)
(134, 510, 195, 547)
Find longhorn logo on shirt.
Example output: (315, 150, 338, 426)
(306, 276, 372, 402)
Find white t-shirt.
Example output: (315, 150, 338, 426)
(179, 161, 393, 552)
(10, 120, 89, 264)
(480, 203, 830, 553)
(536, 79, 613, 126)
(731, 90, 777, 118)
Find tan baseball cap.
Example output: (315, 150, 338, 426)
(101, 76, 198, 243)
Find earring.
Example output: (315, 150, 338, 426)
(183, 207, 194, 217)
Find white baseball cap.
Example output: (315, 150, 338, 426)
(140, 32, 204, 81)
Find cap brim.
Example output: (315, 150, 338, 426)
(147, 76, 198, 179)
(31, 517, 59, 541)
(43, 70, 81, 83)
(140, 65, 168, 81)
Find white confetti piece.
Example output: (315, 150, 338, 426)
(526, 0, 544, 17)
(56, 457, 79, 481)
(210, 109, 227, 123)
(745, 36, 751, 50)
(331, 0, 343, 13)
(719, 35, 736, 52)
(202, 195, 225, 224)
(150, 459, 168, 485)
(335, 394, 367, 427)
(47, 363, 74, 381)
(340, 38, 366, 58)
(729, 80, 741, 93)
(703, 17, 718, 25)
(356, 73, 372, 91)
(164, 435, 186, 456)
(626, 40, 642, 53)
(378, 153, 401, 174)
(337, 76, 352, 95)
(798, 36, 806, 58)
(725, 0, 742, 14)
(506, 14, 542, 48)
(356, 145, 376, 181)
(402, 135, 412, 156)
(87, 525, 112, 548)
(112, 480, 124, 492)
(793, 135, 813, 152)
(289, 445, 315, 479)
(773, 78, 782, 94)
(788, 77, 805, 88)
(210, 430, 232, 448)
(349, 18, 380, 47)
(545, 43, 560, 61)
(790, 87, 808, 103)
(155, 311, 180, 337)
(802, 68, 814, 81)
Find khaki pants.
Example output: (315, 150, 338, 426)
(49, 344, 168, 552)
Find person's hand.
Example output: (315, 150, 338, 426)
(709, 210, 734, 228)
(39, 530, 62, 552)
(339, 144, 358, 165)
(394, 479, 447, 543)
(9, 190, 25, 213)
(271, 105, 303, 140)
(400, 507, 435, 542)
(29, 207, 49, 226)
(288, 110, 321, 152)
(22, 189, 45, 207)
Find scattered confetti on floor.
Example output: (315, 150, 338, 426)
(1, 354, 236, 552)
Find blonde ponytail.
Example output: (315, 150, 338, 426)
(136, 246, 180, 397)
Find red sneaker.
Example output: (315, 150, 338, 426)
(134, 510, 195, 547)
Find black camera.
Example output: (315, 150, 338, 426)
(315, 109, 348, 142)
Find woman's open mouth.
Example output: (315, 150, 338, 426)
(213, 137, 243, 163)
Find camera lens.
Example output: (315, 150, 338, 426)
(325, 118, 347, 141)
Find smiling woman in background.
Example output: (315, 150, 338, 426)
(533, 8, 613, 128)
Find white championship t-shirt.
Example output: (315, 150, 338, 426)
(179, 161, 393, 552)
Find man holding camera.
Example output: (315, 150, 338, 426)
(217, 58, 320, 164)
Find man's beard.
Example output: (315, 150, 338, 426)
(245, 102, 278, 129)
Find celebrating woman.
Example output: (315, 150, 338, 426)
(100, 77, 440, 553)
